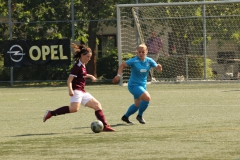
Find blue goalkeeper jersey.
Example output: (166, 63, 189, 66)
(126, 56, 157, 87)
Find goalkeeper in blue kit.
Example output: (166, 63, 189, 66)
(112, 43, 162, 124)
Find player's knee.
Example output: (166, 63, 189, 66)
(70, 107, 79, 113)
(90, 102, 102, 111)
(94, 103, 102, 110)
(145, 96, 151, 102)
(141, 94, 151, 102)
(69, 104, 80, 113)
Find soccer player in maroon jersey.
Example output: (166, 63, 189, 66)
(43, 43, 115, 132)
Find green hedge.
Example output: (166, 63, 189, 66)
(157, 55, 213, 79)
(96, 50, 134, 79)
(0, 53, 213, 81)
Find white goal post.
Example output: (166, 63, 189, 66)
(116, 1, 240, 85)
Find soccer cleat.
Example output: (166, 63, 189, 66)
(102, 125, 115, 132)
(43, 110, 52, 122)
(121, 115, 134, 124)
(136, 115, 146, 124)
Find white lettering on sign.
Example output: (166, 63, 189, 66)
(29, 45, 68, 61)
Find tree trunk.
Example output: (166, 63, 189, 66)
(87, 21, 98, 77)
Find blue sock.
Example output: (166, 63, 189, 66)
(125, 104, 138, 117)
(138, 100, 149, 116)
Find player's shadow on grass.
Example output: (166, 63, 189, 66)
(223, 90, 240, 92)
(72, 123, 132, 130)
(110, 123, 133, 127)
(12, 133, 60, 137)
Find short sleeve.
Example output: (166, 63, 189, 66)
(70, 64, 80, 76)
(126, 57, 135, 67)
(150, 58, 158, 68)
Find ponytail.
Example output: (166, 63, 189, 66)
(70, 43, 92, 63)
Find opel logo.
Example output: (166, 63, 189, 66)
(7, 45, 26, 62)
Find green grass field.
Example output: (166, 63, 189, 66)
(0, 83, 240, 160)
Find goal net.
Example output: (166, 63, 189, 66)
(117, 1, 240, 85)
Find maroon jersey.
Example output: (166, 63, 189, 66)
(70, 61, 87, 92)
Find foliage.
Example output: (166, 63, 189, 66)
(0, 65, 70, 81)
(158, 55, 213, 79)
(122, 53, 135, 61)
(0, 0, 125, 76)
(78, 0, 134, 76)
(0, 0, 239, 80)
(142, 1, 240, 54)
(96, 50, 118, 79)
(96, 48, 134, 79)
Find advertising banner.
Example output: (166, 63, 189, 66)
(4, 39, 71, 67)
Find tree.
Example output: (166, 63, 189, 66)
(77, 0, 130, 76)
(6, 0, 70, 39)
(0, 0, 134, 76)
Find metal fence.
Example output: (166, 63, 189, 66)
(117, 1, 240, 84)
(1, 0, 240, 85)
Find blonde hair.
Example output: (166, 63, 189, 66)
(135, 43, 148, 55)
(138, 43, 148, 50)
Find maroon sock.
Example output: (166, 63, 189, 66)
(51, 106, 70, 116)
(95, 110, 108, 126)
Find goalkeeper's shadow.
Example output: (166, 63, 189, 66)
(110, 123, 134, 127)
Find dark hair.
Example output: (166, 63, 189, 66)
(73, 44, 92, 62)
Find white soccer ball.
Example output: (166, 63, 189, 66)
(91, 120, 103, 133)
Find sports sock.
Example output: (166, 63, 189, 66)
(95, 110, 108, 126)
(125, 104, 138, 117)
(138, 100, 149, 117)
(51, 106, 70, 116)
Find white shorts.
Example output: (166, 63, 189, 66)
(70, 90, 94, 106)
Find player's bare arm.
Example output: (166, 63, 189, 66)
(86, 74, 97, 82)
(67, 75, 74, 96)
(155, 64, 162, 73)
(112, 62, 128, 83)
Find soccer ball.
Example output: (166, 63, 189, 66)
(91, 120, 103, 133)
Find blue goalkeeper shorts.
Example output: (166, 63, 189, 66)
(128, 85, 146, 99)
